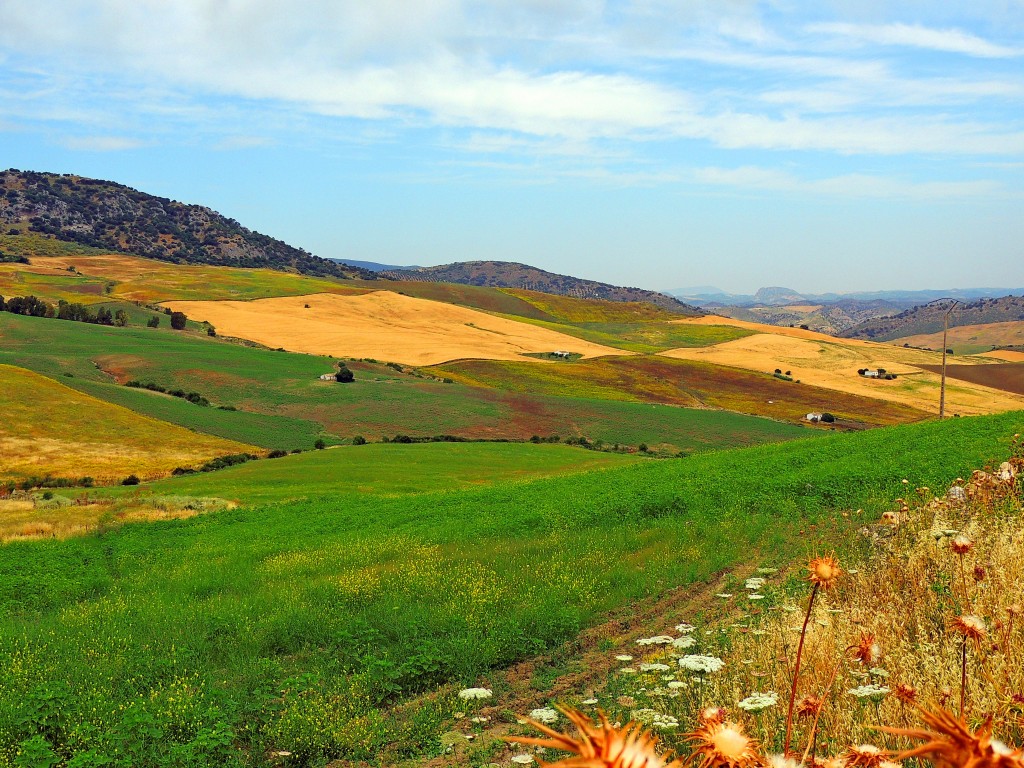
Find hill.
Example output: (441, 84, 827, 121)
(386, 260, 701, 314)
(894, 319, 1024, 355)
(842, 294, 1024, 341)
(0, 169, 377, 280)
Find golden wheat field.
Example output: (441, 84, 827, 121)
(895, 321, 1024, 354)
(661, 320, 1024, 416)
(163, 291, 630, 366)
(0, 364, 255, 483)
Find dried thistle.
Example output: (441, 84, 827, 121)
(687, 719, 763, 768)
(880, 707, 1024, 768)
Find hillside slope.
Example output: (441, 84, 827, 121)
(386, 260, 701, 313)
(842, 294, 1024, 341)
(0, 169, 376, 280)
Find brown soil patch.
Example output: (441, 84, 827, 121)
(916, 362, 1024, 396)
(660, 332, 1024, 416)
(164, 292, 629, 366)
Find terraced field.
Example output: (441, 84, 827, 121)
(431, 355, 928, 426)
(0, 364, 254, 484)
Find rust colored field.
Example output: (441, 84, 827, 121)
(164, 292, 628, 366)
(0, 364, 256, 483)
(661, 327, 1024, 416)
(916, 362, 1024, 396)
(430, 355, 928, 427)
(28, 253, 372, 302)
(894, 321, 1024, 353)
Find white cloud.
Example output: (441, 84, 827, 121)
(808, 22, 1021, 58)
(60, 135, 145, 151)
(694, 166, 1001, 199)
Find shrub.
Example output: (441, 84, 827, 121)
(121, 474, 141, 486)
(336, 367, 354, 383)
(146, 315, 160, 328)
(170, 311, 187, 330)
(820, 412, 836, 423)
(314, 439, 326, 450)
(267, 450, 288, 459)
(352, 436, 366, 446)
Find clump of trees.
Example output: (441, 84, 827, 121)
(0, 295, 128, 326)
(125, 380, 211, 407)
(335, 361, 355, 383)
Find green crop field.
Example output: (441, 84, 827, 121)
(89, 442, 641, 505)
(0, 314, 815, 455)
(0, 412, 1020, 766)
(432, 355, 929, 427)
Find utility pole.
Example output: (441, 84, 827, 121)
(939, 300, 958, 418)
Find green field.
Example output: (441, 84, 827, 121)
(0, 412, 1020, 766)
(91, 442, 641, 504)
(0, 313, 814, 454)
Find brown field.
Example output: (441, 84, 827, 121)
(0, 364, 256, 484)
(917, 361, 1024, 396)
(894, 320, 1024, 353)
(660, 321, 1024, 416)
(163, 291, 629, 366)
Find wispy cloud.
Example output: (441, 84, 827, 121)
(59, 135, 145, 151)
(808, 22, 1021, 58)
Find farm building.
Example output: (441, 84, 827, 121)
(551, 351, 572, 359)
(319, 373, 336, 381)
(805, 413, 823, 422)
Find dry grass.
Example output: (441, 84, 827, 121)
(982, 350, 1024, 363)
(509, 437, 1024, 766)
(660, 324, 1024, 416)
(895, 321, 1024, 354)
(0, 364, 256, 483)
(0, 496, 234, 542)
(164, 291, 629, 366)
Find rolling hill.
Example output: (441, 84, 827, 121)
(0, 169, 377, 280)
(843, 294, 1024, 341)
(386, 260, 701, 313)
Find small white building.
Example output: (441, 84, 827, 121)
(319, 373, 336, 381)
(805, 412, 823, 422)
(552, 351, 572, 359)
(860, 369, 881, 378)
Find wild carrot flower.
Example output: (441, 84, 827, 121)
(506, 707, 685, 768)
(687, 719, 762, 768)
(458, 687, 492, 700)
(738, 692, 779, 712)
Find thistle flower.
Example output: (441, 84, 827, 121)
(699, 706, 727, 724)
(686, 719, 762, 768)
(842, 744, 888, 767)
(850, 633, 882, 665)
(796, 694, 823, 719)
(806, 555, 842, 590)
(950, 614, 988, 647)
(893, 684, 918, 704)
(506, 707, 685, 768)
(880, 707, 1024, 768)
(951, 536, 975, 555)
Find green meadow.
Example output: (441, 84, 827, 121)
(0, 412, 1021, 766)
(92, 442, 640, 504)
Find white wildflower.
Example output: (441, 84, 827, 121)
(716, 593, 734, 598)
(640, 663, 671, 672)
(678, 655, 725, 674)
(458, 687, 492, 700)
(511, 756, 534, 764)
(748, 593, 765, 600)
(581, 698, 598, 705)
(745, 578, 766, 590)
(671, 635, 696, 649)
(738, 691, 780, 712)
(675, 623, 696, 633)
(615, 655, 634, 661)
(848, 684, 890, 701)
(529, 707, 559, 724)
(636, 635, 675, 646)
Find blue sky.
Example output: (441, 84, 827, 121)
(1, 1, 1022, 294)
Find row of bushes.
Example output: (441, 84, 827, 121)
(124, 380, 212, 407)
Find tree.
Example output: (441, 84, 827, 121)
(114, 310, 128, 327)
(170, 311, 187, 330)
(314, 439, 326, 450)
(336, 361, 355, 383)
(206, 323, 216, 337)
(147, 315, 160, 328)
(352, 435, 366, 445)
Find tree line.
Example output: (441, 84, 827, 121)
(0, 294, 189, 330)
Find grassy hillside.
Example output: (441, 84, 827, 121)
(0, 313, 812, 454)
(89, 442, 640, 505)
(0, 364, 254, 484)
(0, 412, 1020, 765)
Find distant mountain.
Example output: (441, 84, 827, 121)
(327, 258, 424, 272)
(753, 286, 807, 306)
(842, 295, 1024, 342)
(0, 169, 378, 280)
(387, 261, 702, 314)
